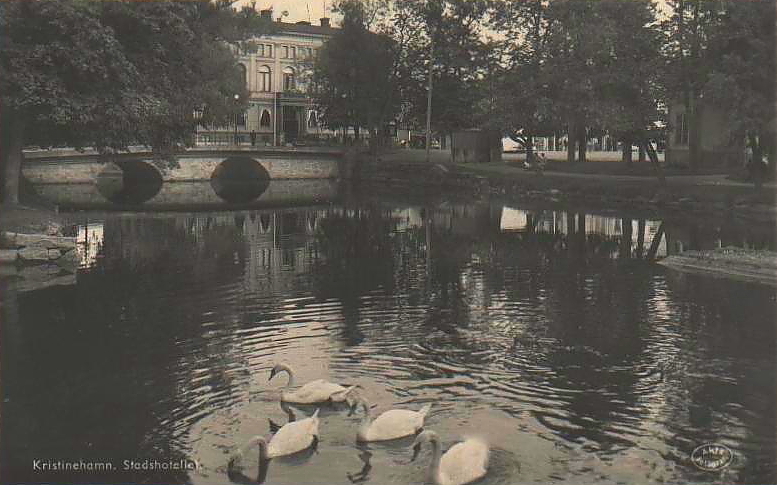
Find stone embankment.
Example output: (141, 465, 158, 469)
(0, 225, 79, 293)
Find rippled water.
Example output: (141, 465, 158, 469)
(1, 199, 775, 485)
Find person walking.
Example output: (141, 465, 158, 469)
(250, 130, 257, 146)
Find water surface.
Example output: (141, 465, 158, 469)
(1, 199, 775, 485)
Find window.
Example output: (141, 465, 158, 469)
(260, 109, 271, 127)
(259, 44, 273, 58)
(257, 44, 264, 57)
(291, 47, 296, 59)
(283, 67, 296, 91)
(675, 112, 689, 145)
(283, 46, 289, 58)
(238, 63, 247, 88)
(307, 110, 318, 128)
(257, 65, 271, 92)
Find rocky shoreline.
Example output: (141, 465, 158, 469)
(0, 206, 79, 293)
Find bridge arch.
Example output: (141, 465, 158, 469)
(95, 159, 163, 205)
(210, 156, 271, 203)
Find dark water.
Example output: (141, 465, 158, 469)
(1, 198, 776, 485)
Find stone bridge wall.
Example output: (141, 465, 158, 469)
(22, 149, 344, 184)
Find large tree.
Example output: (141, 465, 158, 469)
(312, 0, 400, 150)
(663, 0, 775, 174)
(394, 0, 490, 139)
(0, 0, 270, 205)
(489, 0, 559, 163)
(491, 0, 664, 165)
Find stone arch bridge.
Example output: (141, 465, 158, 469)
(21, 147, 347, 208)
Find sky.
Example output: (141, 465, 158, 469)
(235, 0, 339, 23)
(234, 0, 671, 29)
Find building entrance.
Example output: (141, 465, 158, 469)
(283, 106, 299, 144)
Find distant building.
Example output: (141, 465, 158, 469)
(665, 101, 743, 168)
(196, 9, 336, 146)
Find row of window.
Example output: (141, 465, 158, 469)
(195, 109, 319, 129)
(239, 64, 300, 92)
(241, 42, 317, 60)
(282, 46, 316, 60)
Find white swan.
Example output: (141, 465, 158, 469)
(269, 363, 357, 404)
(228, 408, 320, 474)
(349, 396, 431, 442)
(411, 430, 489, 485)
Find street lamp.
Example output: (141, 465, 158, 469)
(234, 94, 240, 146)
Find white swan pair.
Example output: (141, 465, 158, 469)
(350, 395, 489, 485)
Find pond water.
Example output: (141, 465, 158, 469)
(1, 195, 775, 485)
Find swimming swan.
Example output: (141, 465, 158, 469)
(411, 430, 489, 485)
(349, 396, 431, 442)
(269, 363, 357, 404)
(228, 408, 320, 474)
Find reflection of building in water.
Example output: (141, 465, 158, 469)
(76, 223, 105, 268)
(499, 207, 667, 257)
(390, 208, 424, 231)
(239, 210, 326, 295)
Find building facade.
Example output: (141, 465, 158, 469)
(665, 102, 743, 168)
(196, 10, 336, 147)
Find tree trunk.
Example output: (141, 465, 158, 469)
(566, 121, 576, 163)
(643, 140, 666, 187)
(577, 128, 587, 163)
(749, 133, 764, 190)
(621, 218, 633, 259)
(637, 219, 645, 259)
(688, 94, 701, 172)
(1, 113, 25, 205)
(526, 134, 534, 164)
(638, 144, 646, 162)
(646, 222, 665, 260)
(622, 140, 633, 164)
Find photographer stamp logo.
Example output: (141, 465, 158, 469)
(691, 443, 734, 471)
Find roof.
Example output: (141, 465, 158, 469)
(274, 22, 338, 37)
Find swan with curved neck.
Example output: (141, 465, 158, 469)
(269, 363, 357, 404)
(228, 407, 319, 476)
(411, 430, 489, 485)
(350, 396, 431, 442)
(227, 435, 271, 482)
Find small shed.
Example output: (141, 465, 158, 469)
(451, 129, 502, 164)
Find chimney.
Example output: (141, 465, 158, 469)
(259, 9, 272, 20)
(320, 17, 330, 27)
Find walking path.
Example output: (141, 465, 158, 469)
(378, 149, 776, 189)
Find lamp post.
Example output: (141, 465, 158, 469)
(233, 94, 240, 146)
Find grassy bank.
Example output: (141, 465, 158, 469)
(362, 149, 776, 221)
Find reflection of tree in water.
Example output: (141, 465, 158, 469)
(312, 206, 397, 345)
(658, 273, 777, 483)
(2, 213, 269, 484)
